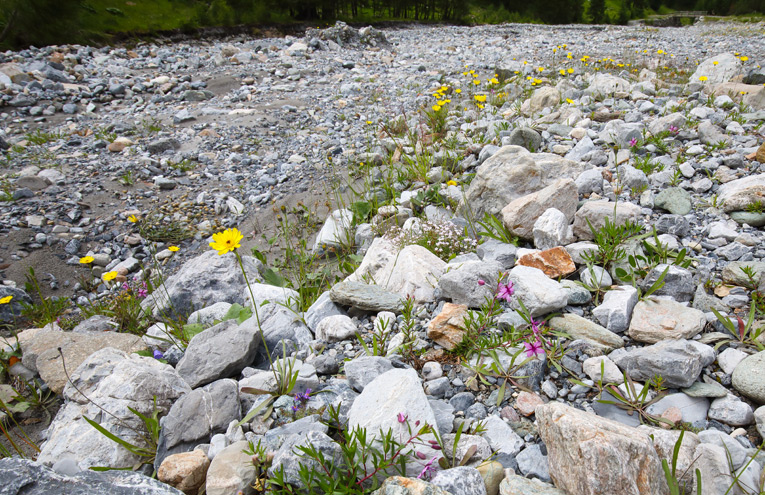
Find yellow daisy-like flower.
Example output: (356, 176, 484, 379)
(566, 98, 574, 104)
(567, 68, 574, 74)
(102, 271, 118, 282)
(473, 79, 480, 85)
(474, 95, 487, 103)
(80, 256, 94, 264)
(446, 180, 457, 186)
(567, 53, 573, 59)
(657, 49, 665, 55)
(366, 120, 372, 125)
(128, 215, 138, 223)
(0, 295, 12, 304)
(537, 67, 544, 72)
(713, 61, 718, 65)
(455, 88, 461, 94)
(476, 103, 484, 109)
(488, 77, 499, 84)
(432, 104, 441, 112)
(168, 246, 180, 252)
(699, 76, 708, 82)
(209, 228, 243, 256)
(740, 56, 749, 62)
(559, 69, 566, 76)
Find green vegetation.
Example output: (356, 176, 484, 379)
(4, 0, 762, 49)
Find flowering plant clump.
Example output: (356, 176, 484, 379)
(291, 388, 312, 414)
(386, 220, 477, 261)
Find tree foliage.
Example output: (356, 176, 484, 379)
(0, 0, 82, 47)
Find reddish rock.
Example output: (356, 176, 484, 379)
(517, 247, 576, 278)
(756, 142, 765, 164)
(427, 303, 468, 350)
(107, 141, 127, 152)
(660, 406, 682, 429)
(515, 391, 545, 417)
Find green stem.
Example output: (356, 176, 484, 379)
(235, 251, 277, 382)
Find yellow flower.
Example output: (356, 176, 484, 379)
(566, 98, 574, 104)
(168, 246, 180, 252)
(474, 94, 487, 103)
(713, 61, 718, 65)
(80, 256, 94, 264)
(432, 104, 441, 112)
(366, 120, 372, 125)
(740, 56, 749, 62)
(102, 271, 118, 282)
(476, 103, 484, 109)
(473, 79, 480, 85)
(128, 215, 138, 223)
(657, 49, 665, 55)
(488, 77, 499, 84)
(567, 53, 573, 59)
(0, 295, 12, 304)
(699, 76, 708, 82)
(437, 100, 446, 106)
(455, 88, 461, 94)
(537, 67, 544, 72)
(567, 68, 574, 74)
(209, 228, 243, 255)
(446, 180, 457, 186)
(559, 69, 566, 76)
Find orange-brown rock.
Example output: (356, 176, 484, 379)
(158, 449, 210, 494)
(427, 303, 468, 350)
(756, 142, 765, 163)
(517, 247, 576, 278)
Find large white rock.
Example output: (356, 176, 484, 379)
(507, 265, 568, 317)
(572, 201, 642, 241)
(377, 245, 447, 303)
(501, 178, 578, 240)
(533, 208, 571, 251)
(627, 299, 706, 344)
(691, 53, 743, 85)
(458, 145, 588, 220)
(717, 173, 765, 213)
(584, 73, 631, 98)
(536, 402, 669, 495)
(38, 348, 190, 471)
(312, 208, 353, 256)
(348, 368, 439, 477)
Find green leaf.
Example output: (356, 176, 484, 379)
(235, 396, 275, 428)
(182, 323, 205, 341)
(222, 303, 253, 324)
(83, 416, 152, 458)
(643, 266, 669, 299)
(263, 267, 288, 288)
(351, 201, 372, 224)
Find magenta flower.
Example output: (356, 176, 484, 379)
(417, 455, 439, 480)
(629, 137, 638, 147)
(496, 281, 514, 302)
(669, 125, 679, 134)
(524, 340, 545, 358)
(397, 412, 407, 423)
(477, 279, 485, 286)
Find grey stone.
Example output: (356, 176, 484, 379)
(697, 429, 747, 469)
(481, 415, 524, 457)
(38, 348, 190, 471)
(708, 394, 754, 426)
(155, 379, 239, 471)
(580, 265, 611, 289)
(315, 314, 358, 342)
(732, 351, 765, 404)
(722, 261, 765, 287)
(654, 187, 692, 215)
(682, 380, 728, 398)
(645, 393, 710, 427)
(304, 291, 347, 332)
(730, 211, 765, 227)
(560, 280, 592, 305)
(501, 178, 578, 240)
(640, 264, 695, 302)
(499, 475, 567, 495)
(717, 173, 765, 213)
(0, 458, 183, 495)
(348, 368, 440, 477)
(627, 298, 705, 344)
(370, 477, 451, 495)
(691, 53, 742, 84)
(476, 239, 517, 268)
(507, 265, 568, 317)
(755, 405, 765, 439)
(459, 145, 588, 220)
(610, 339, 715, 388)
(548, 313, 623, 352)
(533, 208, 570, 251)
(717, 347, 748, 375)
(425, 376, 450, 398)
(574, 166, 604, 195)
(330, 280, 404, 312)
(429, 399, 455, 437)
(694, 443, 735, 495)
(438, 260, 504, 308)
(175, 319, 261, 389)
(592, 285, 639, 334)
(432, 466, 488, 495)
(516, 444, 551, 482)
(583, 356, 623, 383)
(187, 302, 233, 327)
(312, 209, 353, 256)
(345, 356, 394, 392)
(572, 201, 642, 241)
(507, 127, 542, 152)
(142, 250, 262, 318)
(206, 440, 257, 495)
(449, 391, 476, 413)
(146, 138, 181, 154)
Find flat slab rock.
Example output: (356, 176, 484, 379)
(0, 457, 183, 495)
(330, 280, 404, 312)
